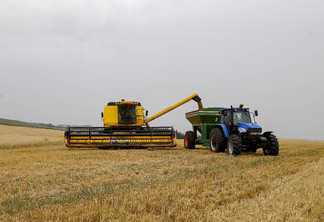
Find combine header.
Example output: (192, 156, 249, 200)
(64, 94, 202, 148)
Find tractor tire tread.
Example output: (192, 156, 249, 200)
(228, 134, 242, 156)
(263, 134, 279, 156)
(209, 128, 226, 152)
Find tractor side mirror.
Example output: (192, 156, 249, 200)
(146, 110, 149, 116)
(254, 110, 258, 116)
(101, 112, 103, 118)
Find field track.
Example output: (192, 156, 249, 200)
(0, 125, 323, 221)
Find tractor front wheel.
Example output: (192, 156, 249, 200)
(227, 134, 242, 156)
(209, 128, 226, 153)
(263, 134, 279, 156)
(184, 131, 196, 149)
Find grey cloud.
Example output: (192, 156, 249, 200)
(0, 0, 324, 140)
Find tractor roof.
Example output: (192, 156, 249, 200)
(220, 108, 249, 112)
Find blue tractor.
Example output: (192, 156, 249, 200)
(184, 104, 279, 156)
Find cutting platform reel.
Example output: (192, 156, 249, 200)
(65, 126, 177, 148)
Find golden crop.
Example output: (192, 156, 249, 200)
(0, 125, 323, 221)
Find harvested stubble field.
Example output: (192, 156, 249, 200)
(0, 125, 323, 221)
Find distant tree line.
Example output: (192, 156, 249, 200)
(175, 130, 185, 139)
(176, 130, 202, 140)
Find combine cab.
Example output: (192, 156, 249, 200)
(64, 94, 203, 148)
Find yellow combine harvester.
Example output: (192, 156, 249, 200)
(64, 94, 203, 148)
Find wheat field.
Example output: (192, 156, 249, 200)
(0, 125, 323, 221)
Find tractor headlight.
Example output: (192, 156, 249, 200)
(250, 132, 262, 135)
(238, 127, 247, 133)
(248, 128, 262, 139)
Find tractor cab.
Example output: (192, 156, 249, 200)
(221, 108, 252, 125)
(220, 105, 256, 134)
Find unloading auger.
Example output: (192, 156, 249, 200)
(64, 94, 203, 148)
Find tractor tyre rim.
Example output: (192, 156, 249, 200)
(210, 135, 216, 151)
(185, 136, 188, 147)
(228, 139, 234, 155)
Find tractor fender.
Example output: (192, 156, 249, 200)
(262, 131, 273, 137)
(259, 131, 274, 147)
(215, 124, 230, 138)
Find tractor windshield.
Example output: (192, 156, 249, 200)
(118, 104, 136, 124)
(233, 110, 251, 125)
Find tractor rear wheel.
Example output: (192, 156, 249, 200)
(263, 134, 279, 156)
(184, 131, 196, 149)
(227, 134, 242, 156)
(209, 128, 226, 153)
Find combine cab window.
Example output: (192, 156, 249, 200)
(118, 104, 136, 124)
(233, 111, 251, 125)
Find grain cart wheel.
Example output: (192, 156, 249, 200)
(227, 134, 242, 156)
(184, 131, 196, 149)
(209, 128, 226, 153)
(263, 134, 279, 156)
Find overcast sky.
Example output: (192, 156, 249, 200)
(1, 0, 323, 140)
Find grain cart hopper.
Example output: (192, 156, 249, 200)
(64, 94, 203, 148)
(184, 104, 279, 156)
